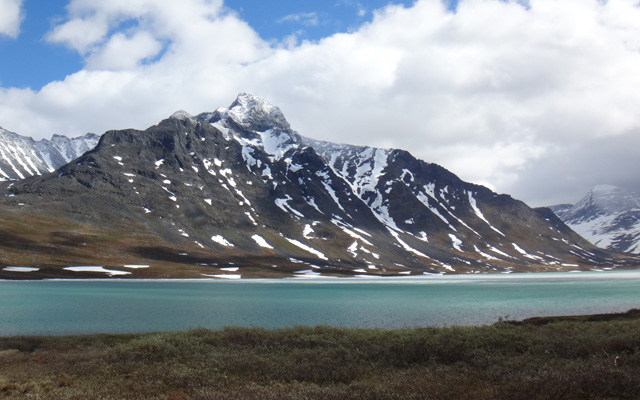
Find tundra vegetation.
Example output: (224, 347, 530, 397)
(1, 310, 640, 399)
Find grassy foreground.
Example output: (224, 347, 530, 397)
(2, 311, 640, 399)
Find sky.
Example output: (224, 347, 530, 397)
(0, 0, 639, 207)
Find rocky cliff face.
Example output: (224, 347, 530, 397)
(2, 94, 637, 279)
(551, 185, 640, 254)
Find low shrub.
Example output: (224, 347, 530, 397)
(2, 314, 640, 399)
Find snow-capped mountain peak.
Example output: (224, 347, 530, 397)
(170, 110, 196, 123)
(0, 126, 99, 181)
(584, 185, 640, 215)
(218, 92, 291, 132)
(196, 94, 301, 161)
(551, 185, 640, 254)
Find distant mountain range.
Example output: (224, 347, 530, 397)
(1, 94, 638, 279)
(550, 185, 640, 254)
(0, 126, 99, 180)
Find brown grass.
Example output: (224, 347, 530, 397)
(2, 311, 640, 399)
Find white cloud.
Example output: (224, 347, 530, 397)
(2, 0, 640, 206)
(0, 0, 23, 38)
(86, 31, 163, 70)
(277, 12, 320, 27)
(46, 16, 110, 54)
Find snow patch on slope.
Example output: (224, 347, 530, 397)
(211, 235, 234, 247)
(252, 234, 274, 249)
(285, 238, 328, 260)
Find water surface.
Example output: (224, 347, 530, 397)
(1, 271, 639, 336)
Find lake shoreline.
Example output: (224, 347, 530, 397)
(1, 308, 637, 338)
(1, 268, 639, 283)
(1, 262, 638, 281)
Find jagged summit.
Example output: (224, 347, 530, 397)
(202, 93, 291, 132)
(551, 185, 640, 254)
(558, 185, 640, 224)
(191, 94, 302, 161)
(583, 185, 640, 216)
(0, 126, 99, 180)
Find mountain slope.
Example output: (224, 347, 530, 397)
(0, 127, 99, 180)
(2, 94, 638, 279)
(551, 185, 640, 254)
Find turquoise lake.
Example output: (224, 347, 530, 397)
(1, 271, 640, 336)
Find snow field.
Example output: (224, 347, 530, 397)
(63, 266, 132, 276)
(2, 266, 40, 272)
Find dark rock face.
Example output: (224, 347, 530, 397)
(550, 185, 640, 254)
(3, 94, 638, 277)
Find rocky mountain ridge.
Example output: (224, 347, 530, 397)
(1, 94, 638, 279)
(551, 185, 640, 254)
(0, 126, 99, 180)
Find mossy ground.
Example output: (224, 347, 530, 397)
(1, 311, 640, 399)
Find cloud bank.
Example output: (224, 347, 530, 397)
(0, 0, 23, 38)
(1, 0, 640, 206)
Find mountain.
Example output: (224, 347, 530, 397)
(550, 185, 640, 254)
(0, 126, 99, 180)
(1, 94, 638, 279)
